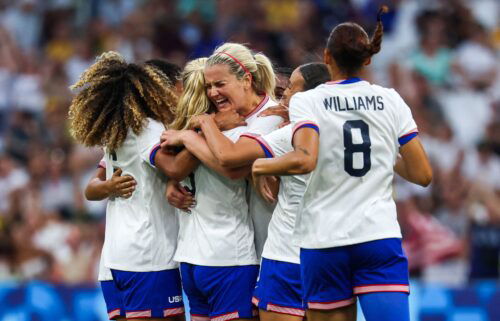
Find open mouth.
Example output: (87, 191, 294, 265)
(214, 98, 230, 110)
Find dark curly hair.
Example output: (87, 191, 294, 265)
(68, 51, 177, 151)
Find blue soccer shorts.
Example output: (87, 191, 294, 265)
(301, 238, 410, 310)
(100, 280, 124, 320)
(180, 263, 259, 321)
(111, 268, 184, 319)
(252, 258, 305, 317)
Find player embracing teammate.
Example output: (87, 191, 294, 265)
(72, 7, 432, 321)
(251, 7, 432, 321)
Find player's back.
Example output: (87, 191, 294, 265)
(291, 79, 417, 249)
(103, 118, 178, 272)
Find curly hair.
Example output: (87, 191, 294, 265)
(68, 51, 178, 151)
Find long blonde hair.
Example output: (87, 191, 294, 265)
(170, 58, 213, 130)
(206, 43, 276, 99)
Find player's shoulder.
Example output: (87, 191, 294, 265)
(223, 125, 248, 141)
(264, 124, 292, 140)
(368, 83, 402, 100)
(263, 96, 278, 108)
(145, 118, 166, 131)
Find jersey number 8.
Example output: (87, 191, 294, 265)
(343, 120, 371, 177)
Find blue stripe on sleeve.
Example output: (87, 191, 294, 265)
(398, 132, 418, 146)
(258, 142, 273, 158)
(149, 144, 161, 166)
(296, 123, 320, 133)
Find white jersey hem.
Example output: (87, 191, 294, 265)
(261, 253, 300, 265)
(298, 233, 402, 249)
(174, 257, 259, 267)
(105, 262, 179, 272)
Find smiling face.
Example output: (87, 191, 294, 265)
(204, 64, 251, 112)
(282, 68, 305, 106)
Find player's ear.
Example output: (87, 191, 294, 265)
(364, 57, 372, 66)
(243, 73, 252, 91)
(323, 49, 332, 66)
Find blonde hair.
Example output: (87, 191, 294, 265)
(69, 51, 177, 151)
(170, 58, 214, 130)
(206, 43, 276, 98)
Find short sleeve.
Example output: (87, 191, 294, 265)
(97, 157, 106, 169)
(241, 125, 293, 159)
(289, 92, 319, 137)
(138, 120, 165, 167)
(223, 126, 249, 143)
(262, 125, 293, 158)
(245, 115, 282, 136)
(394, 91, 418, 146)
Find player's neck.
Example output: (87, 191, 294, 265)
(331, 72, 361, 83)
(329, 64, 362, 83)
(240, 92, 263, 116)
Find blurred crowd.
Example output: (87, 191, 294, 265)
(0, 0, 498, 285)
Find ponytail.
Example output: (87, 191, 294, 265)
(170, 58, 213, 130)
(325, 5, 388, 76)
(253, 53, 276, 98)
(369, 5, 389, 55)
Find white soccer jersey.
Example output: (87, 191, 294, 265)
(174, 127, 258, 266)
(102, 119, 179, 272)
(243, 125, 307, 264)
(290, 79, 418, 249)
(96, 157, 113, 281)
(98, 247, 112, 281)
(242, 95, 282, 259)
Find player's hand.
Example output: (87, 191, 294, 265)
(166, 180, 195, 213)
(188, 114, 212, 129)
(258, 104, 289, 127)
(252, 174, 278, 204)
(214, 109, 247, 131)
(160, 130, 185, 148)
(108, 168, 136, 199)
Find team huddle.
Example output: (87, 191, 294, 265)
(69, 8, 432, 321)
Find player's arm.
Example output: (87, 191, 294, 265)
(85, 167, 136, 201)
(197, 115, 264, 168)
(154, 148, 200, 182)
(394, 136, 433, 187)
(252, 127, 319, 177)
(162, 130, 250, 180)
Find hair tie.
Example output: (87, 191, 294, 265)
(216, 52, 252, 81)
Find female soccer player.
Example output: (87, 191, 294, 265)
(162, 44, 281, 321)
(69, 52, 185, 320)
(251, 8, 432, 321)
(191, 42, 283, 258)
(165, 62, 334, 321)
(82, 58, 183, 321)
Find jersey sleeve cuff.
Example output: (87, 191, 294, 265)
(149, 143, 161, 166)
(97, 160, 106, 169)
(293, 121, 319, 135)
(240, 133, 274, 158)
(292, 121, 319, 145)
(398, 130, 419, 146)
